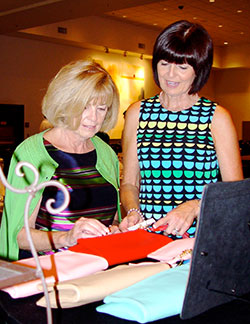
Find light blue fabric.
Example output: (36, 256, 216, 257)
(96, 262, 190, 323)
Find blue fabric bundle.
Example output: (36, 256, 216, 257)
(96, 262, 190, 323)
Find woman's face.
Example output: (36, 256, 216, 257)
(75, 99, 108, 139)
(157, 60, 196, 97)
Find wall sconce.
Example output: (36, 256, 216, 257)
(104, 46, 109, 53)
(123, 51, 127, 57)
(140, 54, 143, 60)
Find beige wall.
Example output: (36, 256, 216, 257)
(0, 34, 158, 138)
(22, 16, 159, 56)
(214, 68, 250, 137)
(220, 44, 250, 69)
(0, 35, 85, 137)
(0, 34, 249, 140)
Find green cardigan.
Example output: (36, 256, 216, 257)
(0, 131, 121, 261)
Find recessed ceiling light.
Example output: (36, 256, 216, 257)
(224, 41, 228, 45)
(237, 10, 242, 13)
(218, 24, 223, 28)
(122, 15, 127, 18)
(209, 0, 215, 2)
(163, 8, 168, 11)
(240, 31, 244, 35)
(153, 23, 158, 26)
(193, 16, 197, 20)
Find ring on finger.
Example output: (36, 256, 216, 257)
(172, 228, 180, 236)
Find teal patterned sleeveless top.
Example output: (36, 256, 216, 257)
(137, 95, 219, 237)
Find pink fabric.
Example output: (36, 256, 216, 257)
(147, 238, 195, 266)
(2, 250, 108, 298)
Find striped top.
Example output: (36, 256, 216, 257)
(36, 140, 117, 236)
(137, 95, 219, 238)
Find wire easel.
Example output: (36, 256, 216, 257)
(0, 162, 70, 324)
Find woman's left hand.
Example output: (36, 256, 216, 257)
(64, 217, 110, 246)
(153, 199, 200, 236)
(108, 225, 121, 234)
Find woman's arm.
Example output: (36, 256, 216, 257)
(211, 105, 243, 181)
(17, 199, 110, 252)
(119, 101, 142, 231)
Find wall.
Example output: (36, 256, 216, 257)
(214, 68, 250, 138)
(220, 44, 250, 69)
(0, 35, 83, 137)
(21, 16, 160, 56)
(0, 35, 158, 139)
(0, 33, 249, 140)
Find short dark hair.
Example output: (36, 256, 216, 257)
(152, 20, 213, 94)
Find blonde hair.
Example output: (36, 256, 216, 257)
(42, 59, 120, 132)
(39, 118, 53, 132)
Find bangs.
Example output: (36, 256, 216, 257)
(77, 71, 115, 109)
(89, 83, 114, 109)
(158, 38, 197, 66)
(67, 77, 116, 130)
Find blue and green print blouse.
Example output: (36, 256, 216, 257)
(137, 95, 220, 237)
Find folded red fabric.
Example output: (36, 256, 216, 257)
(69, 229, 173, 266)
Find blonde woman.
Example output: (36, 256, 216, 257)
(0, 59, 121, 261)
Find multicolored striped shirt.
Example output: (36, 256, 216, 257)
(137, 95, 219, 238)
(36, 140, 117, 236)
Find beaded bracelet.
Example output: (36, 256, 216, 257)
(127, 208, 144, 220)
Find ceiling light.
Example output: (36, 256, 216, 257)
(153, 23, 158, 26)
(237, 10, 242, 13)
(122, 15, 127, 18)
(224, 41, 228, 45)
(218, 24, 223, 28)
(209, 0, 215, 2)
(193, 17, 197, 20)
(163, 8, 168, 11)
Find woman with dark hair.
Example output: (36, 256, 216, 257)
(119, 20, 243, 238)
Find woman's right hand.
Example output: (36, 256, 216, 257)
(119, 211, 142, 232)
(64, 217, 110, 246)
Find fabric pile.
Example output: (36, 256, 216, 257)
(68, 229, 173, 265)
(2, 250, 108, 298)
(2, 230, 194, 323)
(96, 263, 190, 323)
